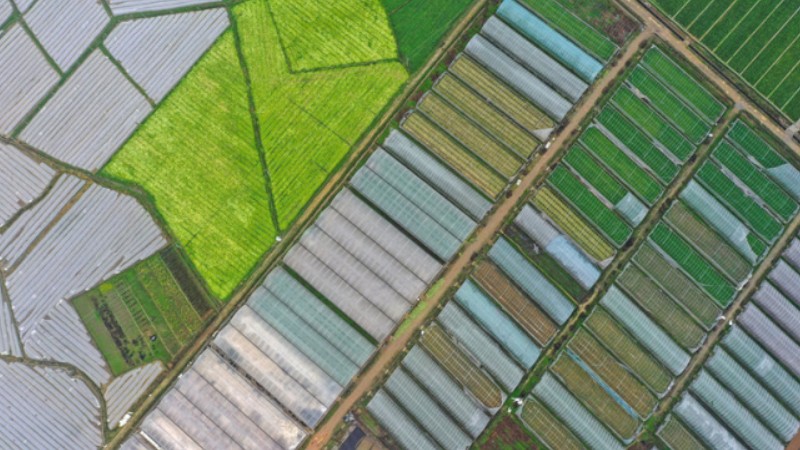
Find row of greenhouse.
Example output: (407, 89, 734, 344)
(659, 237, 800, 450)
(120, 1, 617, 447)
(518, 116, 800, 448)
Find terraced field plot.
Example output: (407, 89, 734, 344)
(650, 0, 800, 120)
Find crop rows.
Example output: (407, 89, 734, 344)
(641, 48, 725, 121)
(420, 324, 503, 409)
(550, 355, 639, 439)
(617, 266, 705, 350)
(450, 56, 554, 133)
(564, 145, 628, 205)
(728, 121, 787, 168)
(585, 308, 673, 394)
(657, 416, 706, 450)
(627, 67, 710, 142)
(402, 112, 506, 197)
(418, 93, 523, 177)
(665, 202, 752, 282)
(598, 107, 678, 183)
(532, 188, 615, 261)
(612, 87, 695, 161)
(435, 74, 539, 157)
(472, 262, 558, 346)
(713, 141, 798, 220)
(650, 223, 735, 305)
(548, 166, 631, 246)
(633, 244, 721, 327)
(518, 0, 616, 61)
(580, 127, 662, 204)
(695, 162, 783, 241)
(520, 398, 585, 450)
(568, 329, 657, 418)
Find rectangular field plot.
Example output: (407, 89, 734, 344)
(657, 416, 706, 450)
(472, 262, 558, 346)
(434, 74, 539, 158)
(633, 243, 721, 327)
(617, 266, 706, 350)
(580, 127, 663, 204)
(418, 93, 524, 177)
(419, 323, 504, 410)
(649, 222, 736, 305)
(597, 107, 678, 183)
(402, 112, 506, 198)
(568, 329, 657, 418)
(74, 252, 212, 375)
(548, 166, 631, 246)
(650, 0, 800, 120)
(665, 202, 752, 282)
(695, 162, 783, 242)
(550, 355, 639, 440)
(713, 141, 798, 221)
(626, 66, 711, 143)
(611, 86, 695, 161)
(564, 145, 627, 205)
(449, 56, 555, 135)
(584, 308, 672, 394)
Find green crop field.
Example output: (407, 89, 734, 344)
(650, 223, 735, 305)
(548, 166, 631, 246)
(627, 67, 710, 143)
(727, 120, 787, 168)
(612, 87, 695, 161)
(580, 127, 662, 204)
(713, 141, 798, 221)
(74, 254, 213, 375)
(642, 48, 725, 121)
(695, 163, 783, 242)
(564, 145, 627, 205)
(104, 32, 278, 299)
(633, 244, 721, 327)
(520, 398, 585, 450)
(105, 0, 408, 298)
(519, 0, 639, 51)
(597, 107, 678, 183)
(650, 0, 800, 120)
(383, 0, 474, 72)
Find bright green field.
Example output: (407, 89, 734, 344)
(236, 0, 407, 229)
(105, 0, 408, 299)
(383, 0, 474, 72)
(104, 32, 277, 299)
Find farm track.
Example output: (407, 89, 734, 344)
(305, 28, 654, 450)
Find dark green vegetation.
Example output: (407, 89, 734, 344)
(521, 0, 638, 49)
(383, 0, 474, 72)
(74, 250, 214, 375)
(477, 414, 539, 450)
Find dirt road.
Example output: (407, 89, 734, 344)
(305, 29, 653, 450)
